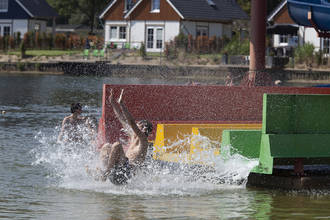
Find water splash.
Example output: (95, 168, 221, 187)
(32, 130, 258, 196)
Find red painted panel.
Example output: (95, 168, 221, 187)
(98, 85, 330, 147)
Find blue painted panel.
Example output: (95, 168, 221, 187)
(288, 0, 330, 31)
(0, 0, 30, 19)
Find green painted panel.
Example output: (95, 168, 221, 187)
(263, 94, 330, 134)
(221, 130, 262, 159)
(269, 134, 330, 157)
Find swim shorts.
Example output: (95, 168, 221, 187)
(107, 159, 132, 185)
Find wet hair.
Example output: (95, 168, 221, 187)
(70, 103, 82, 113)
(138, 120, 153, 136)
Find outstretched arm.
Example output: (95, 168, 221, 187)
(117, 89, 145, 138)
(109, 89, 128, 127)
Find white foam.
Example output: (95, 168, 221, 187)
(32, 130, 259, 196)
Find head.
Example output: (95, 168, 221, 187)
(71, 103, 82, 114)
(137, 120, 153, 136)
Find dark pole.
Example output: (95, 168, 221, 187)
(248, 0, 267, 85)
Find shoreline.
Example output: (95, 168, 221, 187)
(1, 60, 330, 85)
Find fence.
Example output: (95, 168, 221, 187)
(0, 32, 104, 51)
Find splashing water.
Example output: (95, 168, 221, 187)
(32, 129, 258, 196)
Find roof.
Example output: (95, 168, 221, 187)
(168, 0, 249, 22)
(101, 0, 248, 22)
(16, 0, 58, 18)
(99, 0, 116, 19)
(268, 0, 287, 22)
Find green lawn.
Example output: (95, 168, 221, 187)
(6, 50, 81, 57)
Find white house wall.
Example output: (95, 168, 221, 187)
(223, 24, 232, 38)
(181, 21, 195, 36)
(209, 23, 223, 37)
(13, 20, 28, 35)
(28, 20, 47, 33)
(164, 21, 179, 42)
(181, 21, 229, 38)
(304, 27, 320, 51)
(130, 21, 145, 48)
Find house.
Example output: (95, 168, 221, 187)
(0, 0, 58, 37)
(99, 0, 248, 52)
(267, 0, 330, 56)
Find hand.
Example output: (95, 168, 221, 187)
(109, 88, 115, 104)
(117, 89, 124, 104)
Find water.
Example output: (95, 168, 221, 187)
(2, 73, 330, 219)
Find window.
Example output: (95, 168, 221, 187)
(151, 0, 160, 12)
(3, 26, 10, 36)
(110, 26, 117, 39)
(34, 24, 40, 32)
(323, 38, 330, 54)
(125, 0, 134, 11)
(0, 0, 8, 12)
(280, 35, 288, 43)
(109, 26, 126, 40)
(156, 28, 163, 49)
(196, 26, 208, 37)
(119, 26, 126, 39)
(147, 28, 154, 48)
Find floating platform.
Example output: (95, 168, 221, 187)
(248, 165, 330, 190)
(98, 85, 330, 190)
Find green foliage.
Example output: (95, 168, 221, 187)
(16, 62, 25, 71)
(139, 42, 146, 59)
(236, 0, 283, 15)
(294, 43, 314, 67)
(46, 0, 108, 33)
(174, 32, 188, 48)
(20, 41, 26, 58)
(222, 34, 249, 55)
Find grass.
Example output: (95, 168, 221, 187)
(5, 49, 81, 57)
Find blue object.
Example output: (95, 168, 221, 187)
(288, 0, 330, 31)
(312, 84, 330, 87)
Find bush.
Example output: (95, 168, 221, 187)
(221, 34, 249, 55)
(20, 41, 26, 58)
(294, 43, 314, 67)
(16, 62, 25, 71)
(139, 42, 146, 59)
(174, 32, 188, 49)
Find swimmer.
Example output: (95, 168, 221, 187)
(91, 89, 153, 185)
(1, 110, 5, 114)
(57, 103, 87, 143)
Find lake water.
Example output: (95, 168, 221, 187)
(1, 73, 330, 219)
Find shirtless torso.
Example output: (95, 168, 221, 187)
(95, 89, 152, 184)
(58, 103, 88, 144)
(58, 115, 86, 143)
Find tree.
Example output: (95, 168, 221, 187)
(236, 0, 283, 16)
(47, 0, 108, 33)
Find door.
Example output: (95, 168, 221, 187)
(146, 26, 164, 52)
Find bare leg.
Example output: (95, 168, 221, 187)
(101, 142, 127, 172)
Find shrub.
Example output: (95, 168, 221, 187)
(221, 34, 249, 55)
(16, 62, 25, 71)
(174, 32, 188, 49)
(294, 43, 314, 67)
(139, 42, 146, 59)
(20, 41, 26, 58)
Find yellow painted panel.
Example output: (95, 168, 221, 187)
(190, 125, 262, 160)
(153, 123, 261, 163)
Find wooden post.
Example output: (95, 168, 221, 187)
(248, 0, 267, 85)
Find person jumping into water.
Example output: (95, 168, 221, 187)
(58, 103, 87, 143)
(95, 89, 153, 185)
